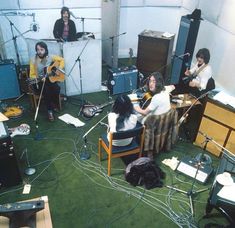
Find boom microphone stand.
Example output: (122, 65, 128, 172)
(166, 134, 211, 216)
(66, 38, 90, 112)
(80, 114, 108, 160)
(0, 14, 32, 66)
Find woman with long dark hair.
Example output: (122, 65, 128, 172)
(107, 94, 137, 146)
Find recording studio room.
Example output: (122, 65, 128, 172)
(1, 0, 235, 227)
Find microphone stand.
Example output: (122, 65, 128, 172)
(66, 39, 90, 111)
(0, 15, 31, 66)
(108, 32, 126, 68)
(34, 79, 46, 140)
(166, 134, 211, 217)
(20, 148, 36, 175)
(80, 114, 108, 160)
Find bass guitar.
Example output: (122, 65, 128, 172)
(82, 101, 113, 118)
(27, 61, 65, 85)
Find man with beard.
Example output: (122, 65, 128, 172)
(53, 6, 77, 42)
(29, 41, 65, 121)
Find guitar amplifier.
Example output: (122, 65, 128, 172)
(176, 156, 213, 183)
(107, 66, 138, 95)
(0, 122, 22, 188)
(0, 62, 21, 100)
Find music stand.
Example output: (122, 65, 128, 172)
(166, 134, 211, 216)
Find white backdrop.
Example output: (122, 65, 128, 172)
(63, 40, 101, 96)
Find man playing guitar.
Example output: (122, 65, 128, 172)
(29, 41, 65, 121)
(134, 72, 174, 123)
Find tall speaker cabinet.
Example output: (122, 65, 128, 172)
(136, 30, 175, 82)
(170, 15, 201, 84)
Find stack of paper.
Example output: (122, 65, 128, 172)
(217, 183, 235, 202)
(213, 91, 235, 108)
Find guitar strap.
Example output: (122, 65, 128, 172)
(193, 64, 208, 77)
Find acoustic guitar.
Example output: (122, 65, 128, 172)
(82, 101, 113, 118)
(27, 61, 65, 85)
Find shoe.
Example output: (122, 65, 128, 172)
(48, 110, 54, 121)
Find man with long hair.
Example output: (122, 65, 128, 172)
(29, 41, 64, 121)
(53, 6, 77, 42)
(184, 48, 213, 96)
(134, 72, 171, 123)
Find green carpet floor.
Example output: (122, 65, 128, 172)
(0, 89, 230, 228)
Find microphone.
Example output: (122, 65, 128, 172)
(173, 52, 190, 60)
(30, 13, 39, 32)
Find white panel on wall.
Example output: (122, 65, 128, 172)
(63, 40, 101, 96)
(19, 0, 63, 9)
(0, 0, 19, 10)
(218, 0, 235, 35)
(198, 0, 223, 24)
(121, 0, 144, 7)
(181, 0, 199, 11)
(145, 0, 182, 7)
(64, 0, 101, 8)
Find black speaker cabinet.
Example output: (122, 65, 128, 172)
(108, 66, 138, 95)
(136, 30, 175, 81)
(0, 62, 21, 100)
(0, 123, 22, 188)
(170, 16, 201, 84)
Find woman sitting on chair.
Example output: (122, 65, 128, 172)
(108, 95, 138, 146)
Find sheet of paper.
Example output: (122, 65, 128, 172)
(217, 183, 235, 202)
(0, 112, 9, 121)
(23, 184, 31, 194)
(58, 114, 85, 127)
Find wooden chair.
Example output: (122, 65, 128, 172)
(98, 123, 145, 176)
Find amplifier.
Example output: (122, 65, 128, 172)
(0, 122, 22, 188)
(176, 156, 213, 183)
(0, 62, 21, 100)
(108, 66, 138, 95)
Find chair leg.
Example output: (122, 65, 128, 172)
(108, 155, 111, 176)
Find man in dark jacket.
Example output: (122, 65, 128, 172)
(53, 6, 77, 42)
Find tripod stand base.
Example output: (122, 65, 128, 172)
(80, 151, 90, 160)
(25, 167, 36, 175)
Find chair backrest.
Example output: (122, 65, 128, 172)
(143, 108, 178, 153)
(112, 123, 144, 140)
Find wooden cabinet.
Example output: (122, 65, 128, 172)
(195, 97, 235, 157)
(136, 30, 174, 81)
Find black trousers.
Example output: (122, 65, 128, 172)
(32, 78, 60, 111)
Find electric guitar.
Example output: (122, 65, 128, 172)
(8, 124, 30, 137)
(27, 61, 65, 85)
(82, 101, 113, 118)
